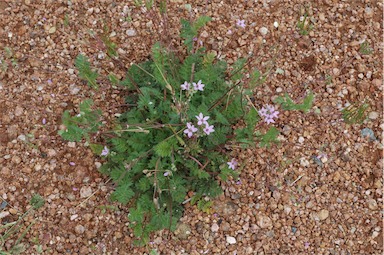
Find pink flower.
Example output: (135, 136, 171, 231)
(184, 122, 198, 138)
(203, 124, 215, 135)
(181, 81, 191, 91)
(227, 158, 238, 170)
(193, 80, 205, 91)
(236, 19, 246, 28)
(100, 146, 109, 156)
(258, 104, 279, 124)
(196, 113, 209, 126)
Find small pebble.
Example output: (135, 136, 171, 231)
(365, 7, 373, 18)
(0, 211, 10, 219)
(368, 111, 379, 120)
(9, 208, 17, 215)
(259, 27, 268, 36)
(80, 186, 93, 198)
(226, 236, 237, 244)
(75, 224, 85, 234)
(211, 223, 219, 232)
(48, 26, 56, 34)
(273, 21, 279, 28)
(367, 199, 378, 210)
(70, 214, 78, 221)
(318, 209, 329, 221)
(126, 29, 136, 37)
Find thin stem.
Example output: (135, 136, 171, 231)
(208, 80, 241, 111)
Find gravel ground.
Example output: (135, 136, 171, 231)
(0, 0, 382, 254)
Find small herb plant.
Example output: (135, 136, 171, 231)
(359, 41, 373, 55)
(0, 194, 45, 254)
(297, 11, 314, 36)
(59, 15, 312, 245)
(341, 101, 369, 124)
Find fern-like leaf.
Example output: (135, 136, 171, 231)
(75, 54, 99, 89)
(275, 92, 314, 113)
(111, 182, 134, 204)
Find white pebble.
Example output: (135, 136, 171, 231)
(211, 223, 219, 232)
(126, 29, 136, 37)
(0, 211, 10, 219)
(273, 21, 279, 28)
(259, 27, 268, 36)
(300, 157, 310, 167)
(368, 111, 379, 120)
(80, 186, 93, 198)
(226, 236, 237, 244)
(95, 162, 102, 169)
(70, 214, 78, 221)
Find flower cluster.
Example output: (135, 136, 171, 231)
(258, 105, 279, 124)
(183, 112, 215, 138)
(180, 80, 205, 92)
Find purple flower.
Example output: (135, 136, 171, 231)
(69, 162, 76, 166)
(100, 146, 109, 156)
(47, 79, 53, 84)
(258, 104, 279, 124)
(42, 118, 47, 125)
(203, 124, 215, 135)
(193, 80, 205, 91)
(227, 158, 238, 170)
(196, 113, 209, 126)
(184, 122, 198, 138)
(181, 81, 191, 91)
(236, 19, 246, 28)
(164, 171, 169, 177)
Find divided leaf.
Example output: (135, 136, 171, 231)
(75, 54, 99, 89)
(111, 182, 134, 204)
(275, 91, 314, 113)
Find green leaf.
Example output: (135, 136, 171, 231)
(154, 137, 178, 157)
(180, 16, 211, 52)
(129, 207, 144, 223)
(230, 58, 246, 81)
(75, 54, 99, 89)
(58, 125, 84, 142)
(249, 69, 261, 87)
(137, 177, 151, 192)
(111, 138, 128, 153)
(275, 92, 314, 113)
(133, 223, 143, 237)
(341, 101, 369, 124)
(30, 194, 45, 209)
(108, 73, 120, 85)
(244, 108, 259, 127)
(258, 127, 279, 148)
(90, 143, 104, 155)
(110, 182, 134, 204)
